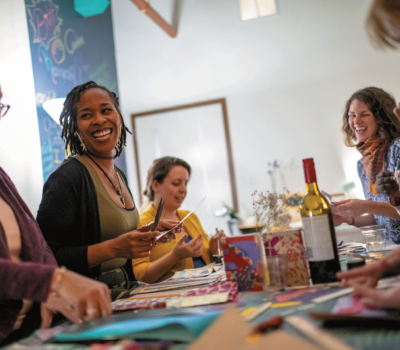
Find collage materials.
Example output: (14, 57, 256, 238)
(156, 196, 206, 241)
(54, 311, 222, 343)
(222, 234, 268, 292)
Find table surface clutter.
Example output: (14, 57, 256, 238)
(5, 246, 400, 350)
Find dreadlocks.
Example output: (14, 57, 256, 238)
(59, 81, 131, 158)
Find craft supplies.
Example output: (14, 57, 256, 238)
(286, 316, 355, 350)
(242, 302, 272, 321)
(262, 229, 310, 287)
(251, 316, 284, 335)
(221, 234, 269, 291)
(156, 196, 206, 241)
(271, 301, 302, 308)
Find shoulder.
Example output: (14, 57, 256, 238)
(43, 157, 89, 191)
(389, 137, 400, 152)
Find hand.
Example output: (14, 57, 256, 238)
(336, 260, 387, 288)
(332, 213, 352, 227)
(377, 171, 400, 199)
(156, 219, 182, 243)
(40, 303, 54, 329)
(209, 230, 226, 256)
(172, 233, 203, 261)
(331, 199, 367, 218)
(354, 284, 400, 310)
(111, 230, 158, 259)
(44, 269, 111, 324)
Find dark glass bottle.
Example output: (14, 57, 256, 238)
(300, 158, 341, 284)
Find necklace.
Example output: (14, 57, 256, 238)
(86, 153, 126, 208)
(87, 149, 117, 160)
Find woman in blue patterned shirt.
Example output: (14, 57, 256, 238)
(333, 87, 400, 243)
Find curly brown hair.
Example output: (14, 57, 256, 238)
(366, 0, 400, 49)
(342, 87, 400, 147)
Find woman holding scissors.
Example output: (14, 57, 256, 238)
(132, 156, 225, 283)
(37, 82, 177, 298)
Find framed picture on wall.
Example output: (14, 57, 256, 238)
(131, 98, 238, 234)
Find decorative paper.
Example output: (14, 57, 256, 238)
(170, 267, 214, 279)
(262, 229, 310, 287)
(185, 281, 239, 302)
(221, 235, 268, 292)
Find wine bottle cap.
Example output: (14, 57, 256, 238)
(302, 158, 317, 184)
(302, 158, 314, 168)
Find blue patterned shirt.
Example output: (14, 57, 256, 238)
(358, 138, 400, 243)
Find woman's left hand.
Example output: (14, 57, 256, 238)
(156, 220, 182, 243)
(331, 199, 367, 218)
(209, 230, 226, 256)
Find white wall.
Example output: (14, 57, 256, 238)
(0, 0, 42, 214)
(111, 0, 400, 224)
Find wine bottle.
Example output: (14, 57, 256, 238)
(300, 158, 341, 284)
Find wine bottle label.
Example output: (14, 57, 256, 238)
(301, 215, 334, 262)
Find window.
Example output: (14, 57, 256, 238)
(239, 0, 277, 21)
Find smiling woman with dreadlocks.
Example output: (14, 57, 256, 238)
(36, 82, 178, 298)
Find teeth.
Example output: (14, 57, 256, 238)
(93, 129, 111, 138)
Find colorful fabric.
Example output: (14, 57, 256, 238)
(356, 136, 389, 195)
(358, 138, 400, 243)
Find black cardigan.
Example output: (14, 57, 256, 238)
(36, 157, 133, 279)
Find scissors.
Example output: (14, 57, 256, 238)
(138, 198, 165, 249)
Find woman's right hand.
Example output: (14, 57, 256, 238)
(43, 269, 111, 325)
(377, 170, 400, 199)
(111, 230, 159, 259)
(172, 233, 203, 261)
(336, 259, 388, 288)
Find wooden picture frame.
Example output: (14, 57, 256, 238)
(131, 98, 238, 212)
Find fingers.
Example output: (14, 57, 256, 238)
(176, 233, 188, 246)
(131, 231, 159, 240)
(40, 303, 53, 329)
(355, 287, 391, 309)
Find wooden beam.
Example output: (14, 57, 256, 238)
(130, 0, 177, 38)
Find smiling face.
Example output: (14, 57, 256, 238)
(348, 99, 378, 143)
(76, 88, 121, 156)
(152, 166, 189, 211)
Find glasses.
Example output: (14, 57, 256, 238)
(0, 103, 10, 119)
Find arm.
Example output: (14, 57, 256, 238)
(332, 199, 400, 222)
(0, 259, 55, 302)
(37, 172, 91, 275)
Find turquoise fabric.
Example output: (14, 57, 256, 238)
(54, 311, 222, 342)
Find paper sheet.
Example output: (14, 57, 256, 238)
(156, 196, 206, 241)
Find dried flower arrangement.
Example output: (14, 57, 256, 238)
(252, 190, 291, 233)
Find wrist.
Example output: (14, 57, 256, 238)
(50, 266, 67, 296)
(105, 239, 118, 259)
(169, 250, 182, 264)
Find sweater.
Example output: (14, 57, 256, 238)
(36, 157, 133, 279)
(0, 167, 56, 344)
(132, 206, 212, 282)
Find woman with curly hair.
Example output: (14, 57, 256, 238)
(37, 81, 177, 298)
(333, 87, 400, 243)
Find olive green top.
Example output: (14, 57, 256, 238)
(77, 156, 140, 272)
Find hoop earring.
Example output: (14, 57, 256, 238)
(115, 125, 123, 151)
(74, 131, 87, 152)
